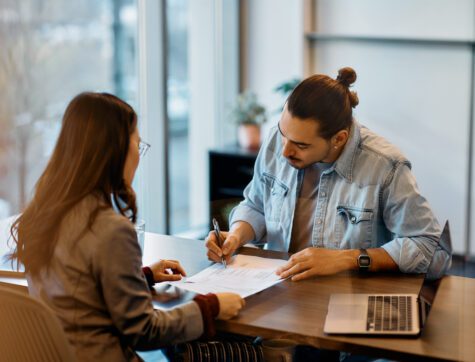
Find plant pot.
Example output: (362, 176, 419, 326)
(237, 123, 261, 150)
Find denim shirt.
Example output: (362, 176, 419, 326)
(230, 121, 451, 275)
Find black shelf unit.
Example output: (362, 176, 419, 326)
(209, 146, 258, 230)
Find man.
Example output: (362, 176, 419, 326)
(206, 67, 451, 280)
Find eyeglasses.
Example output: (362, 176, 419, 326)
(139, 140, 151, 157)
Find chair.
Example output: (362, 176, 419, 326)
(0, 285, 76, 362)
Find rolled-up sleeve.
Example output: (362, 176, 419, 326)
(380, 163, 451, 275)
(229, 187, 267, 242)
(95, 222, 203, 350)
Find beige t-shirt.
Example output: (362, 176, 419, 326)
(289, 162, 333, 253)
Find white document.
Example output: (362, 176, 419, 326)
(168, 254, 287, 298)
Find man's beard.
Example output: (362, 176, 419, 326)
(286, 157, 304, 169)
(285, 144, 332, 170)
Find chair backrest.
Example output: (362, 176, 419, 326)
(0, 285, 76, 362)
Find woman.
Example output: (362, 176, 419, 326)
(9, 92, 244, 361)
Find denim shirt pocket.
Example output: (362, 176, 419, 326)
(335, 205, 374, 248)
(262, 172, 289, 223)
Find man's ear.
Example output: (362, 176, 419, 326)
(332, 129, 349, 149)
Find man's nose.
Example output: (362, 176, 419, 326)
(282, 138, 293, 158)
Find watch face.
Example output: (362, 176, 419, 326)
(358, 255, 371, 267)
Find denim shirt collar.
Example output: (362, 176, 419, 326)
(332, 120, 361, 183)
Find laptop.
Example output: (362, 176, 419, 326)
(323, 221, 452, 336)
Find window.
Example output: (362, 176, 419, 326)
(162, 0, 239, 236)
(166, 0, 190, 234)
(0, 0, 138, 270)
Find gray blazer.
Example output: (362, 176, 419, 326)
(27, 195, 203, 361)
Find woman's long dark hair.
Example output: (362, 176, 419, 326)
(8, 92, 138, 275)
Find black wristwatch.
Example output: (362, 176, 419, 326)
(357, 248, 371, 272)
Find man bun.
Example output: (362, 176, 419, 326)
(336, 67, 357, 87)
(336, 67, 359, 108)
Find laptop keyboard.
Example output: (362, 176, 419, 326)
(366, 296, 413, 332)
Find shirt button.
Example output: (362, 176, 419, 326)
(317, 218, 322, 224)
(321, 191, 326, 197)
(350, 216, 356, 224)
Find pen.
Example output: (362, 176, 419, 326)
(212, 218, 227, 268)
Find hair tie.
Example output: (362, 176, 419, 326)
(336, 76, 350, 87)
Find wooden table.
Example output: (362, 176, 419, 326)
(1, 232, 473, 361)
(143, 233, 475, 362)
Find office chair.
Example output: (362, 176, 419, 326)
(0, 285, 76, 362)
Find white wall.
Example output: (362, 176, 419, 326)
(189, 0, 239, 230)
(315, 0, 474, 40)
(242, 0, 305, 135)
(136, 0, 167, 233)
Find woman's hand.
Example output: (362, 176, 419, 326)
(149, 259, 187, 282)
(215, 292, 245, 320)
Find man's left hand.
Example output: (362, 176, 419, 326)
(276, 248, 356, 281)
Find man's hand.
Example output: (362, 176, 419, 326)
(276, 248, 357, 281)
(149, 259, 187, 282)
(205, 230, 241, 264)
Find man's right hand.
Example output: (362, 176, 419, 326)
(205, 230, 241, 264)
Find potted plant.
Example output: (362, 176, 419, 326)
(230, 91, 266, 150)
